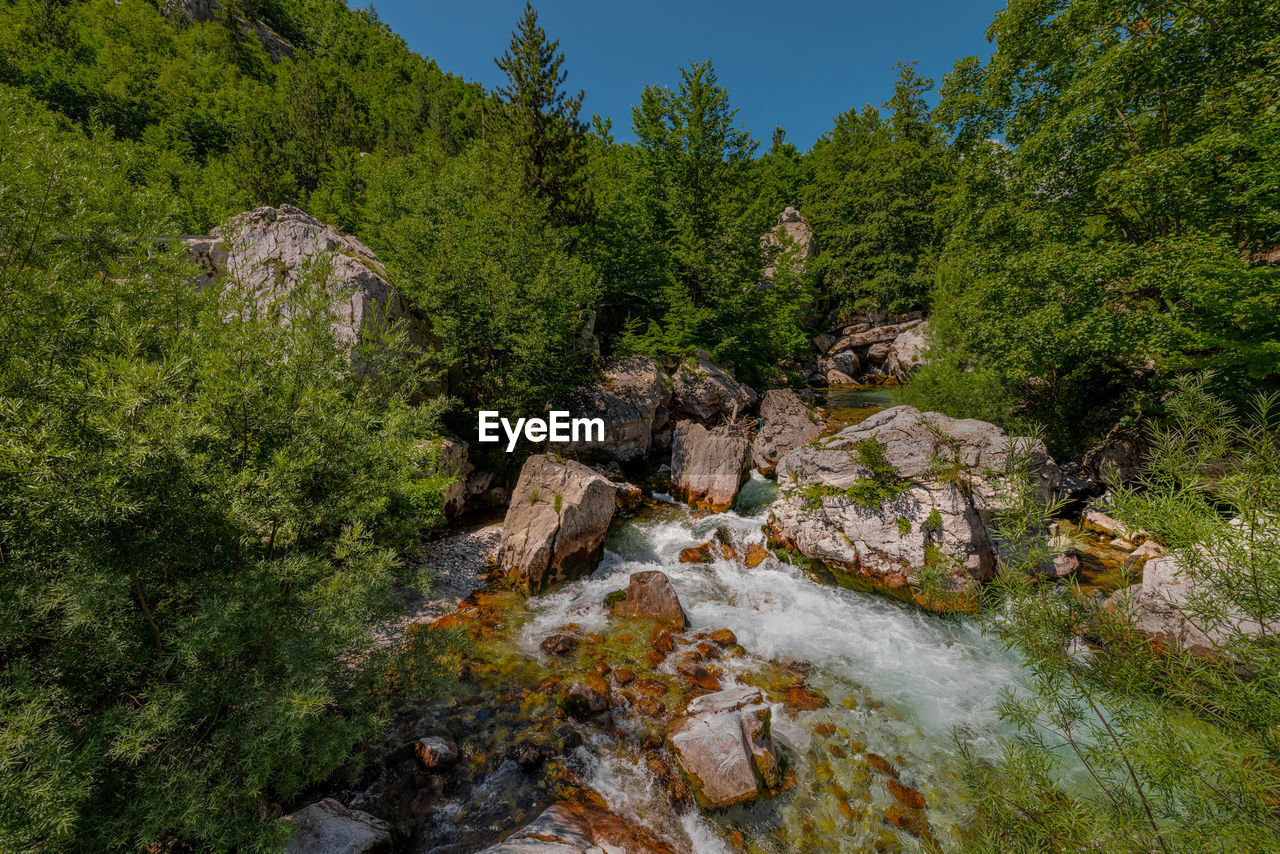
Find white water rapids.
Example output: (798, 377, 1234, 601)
(515, 473, 1028, 853)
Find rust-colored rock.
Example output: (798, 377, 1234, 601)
(679, 543, 715, 563)
(651, 628, 676, 655)
(539, 632, 578, 656)
(613, 667, 635, 685)
(887, 778, 927, 810)
(785, 686, 829, 711)
(742, 542, 772, 568)
(611, 570, 688, 629)
(708, 628, 738, 646)
(677, 662, 722, 692)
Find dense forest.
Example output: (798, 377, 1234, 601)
(1, 0, 1278, 851)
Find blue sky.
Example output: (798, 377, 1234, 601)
(369, 1, 1006, 150)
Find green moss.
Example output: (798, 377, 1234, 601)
(896, 517, 912, 535)
(926, 507, 943, 530)
(800, 438, 911, 510)
(603, 589, 626, 608)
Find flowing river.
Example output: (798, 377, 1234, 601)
(485, 472, 1026, 853)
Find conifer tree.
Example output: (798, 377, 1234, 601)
(493, 2, 590, 227)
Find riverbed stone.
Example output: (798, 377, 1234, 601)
(667, 686, 782, 810)
(610, 570, 688, 629)
(769, 406, 1060, 609)
(476, 800, 677, 853)
(413, 736, 458, 769)
(751, 389, 825, 473)
(285, 799, 391, 854)
(671, 421, 751, 511)
(499, 455, 617, 594)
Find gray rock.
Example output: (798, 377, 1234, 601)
(821, 350, 861, 378)
(499, 455, 617, 594)
(1107, 550, 1280, 657)
(825, 369, 857, 386)
(670, 351, 757, 423)
(558, 357, 670, 462)
(887, 321, 930, 379)
(671, 421, 750, 512)
(826, 319, 922, 355)
(751, 389, 825, 473)
(418, 438, 472, 519)
(761, 206, 817, 280)
(865, 341, 892, 364)
(770, 406, 1060, 606)
(285, 799, 390, 854)
(667, 686, 781, 810)
(183, 206, 433, 379)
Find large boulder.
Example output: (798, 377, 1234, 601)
(751, 389, 825, 474)
(887, 321, 930, 380)
(666, 686, 782, 810)
(610, 570, 687, 628)
(825, 319, 922, 356)
(499, 455, 617, 594)
(670, 351, 757, 423)
(183, 205, 433, 372)
(477, 801, 676, 853)
(285, 799, 390, 854)
(1107, 549, 1280, 658)
(761, 206, 817, 280)
(671, 421, 750, 512)
(769, 406, 1059, 609)
(558, 357, 670, 462)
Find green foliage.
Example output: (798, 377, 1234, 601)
(0, 90, 454, 852)
(805, 63, 954, 314)
(492, 2, 590, 227)
(912, 0, 1280, 452)
(799, 439, 910, 510)
(965, 376, 1280, 853)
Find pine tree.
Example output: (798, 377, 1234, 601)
(493, 2, 590, 227)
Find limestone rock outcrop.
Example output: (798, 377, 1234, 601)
(499, 455, 617, 594)
(285, 799, 390, 854)
(670, 351, 757, 423)
(887, 322, 930, 379)
(559, 357, 670, 462)
(477, 801, 676, 853)
(762, 206, 817, 280)
(1107, 548, 1280, 658)
(671, 421, 751, 512)
(769, 406, 1060, 608)
(751, 389, 825, 474)
(666, 686, 782, 810)
(183, 206, 433, 371)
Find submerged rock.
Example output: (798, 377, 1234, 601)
(284, 799, 390, 854)
(499, 455, 617, 594)
(769, 406, 1060, 609)
(610, 570, 688, 629)
(666, 686, 782, 810)
(751, 389, 825, 474)
(413, 736, 458, 769)
(671, 421, 751, 512)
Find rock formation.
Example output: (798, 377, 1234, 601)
(499, 455, 618, 594)
(670, 351, 757, 423)
(284, 799, 390, 854)
(761, 206, 817, 280)
(609, 570, 688, 629)
(183, 205, 434, 376)
(751, 389, 825, 473)
(558, 356, 670, 462)
(477, 800, 676, 853)
(666, 685, 783, 810)
(769, 406, 1060, 608)
(671, 421, 751, 512)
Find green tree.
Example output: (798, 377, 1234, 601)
(965, 374, 1280, 853)
(805, 62, 953, 315)
(0, 90, 457, 853)
(493, 2, 590, 227)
